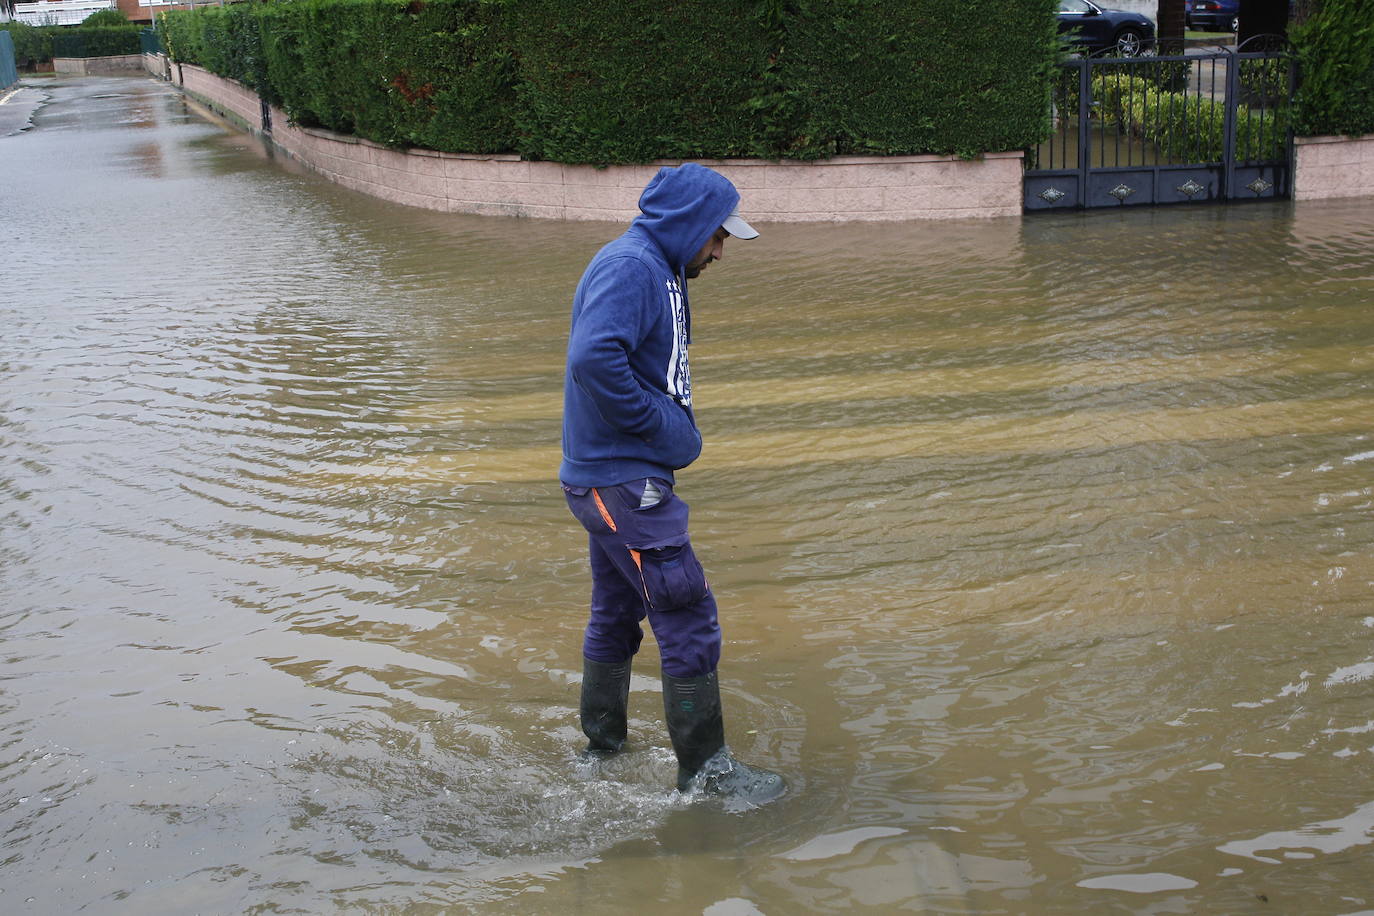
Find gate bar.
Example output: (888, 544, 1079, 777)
(1222, 46, 1239, 199)
(1078, 58, 1090, 205)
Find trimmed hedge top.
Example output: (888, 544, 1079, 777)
(51, 26, 142, 59)
(160, 0, 1061, 164)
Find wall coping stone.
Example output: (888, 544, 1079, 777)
(54, 54, 144, 64)
(293, 123, 1022, 168)
(1294, 133, 1374, 146)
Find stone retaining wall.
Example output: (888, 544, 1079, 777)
(171, 64, 1023, 222)
(54, 54, 144, 75)
(143, 52, 170, 81)
(1295, 134, 1374, 202)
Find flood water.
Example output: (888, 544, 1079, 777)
(3, 76, 1373, 914)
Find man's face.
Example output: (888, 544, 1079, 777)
(685, 228, 728, 279)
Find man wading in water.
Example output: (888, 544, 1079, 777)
(560, 163, 785, 804)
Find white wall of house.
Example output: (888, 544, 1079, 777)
(12, 0, 116, 26)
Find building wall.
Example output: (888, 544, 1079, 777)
(118, 0, 197, 25)
(12, 0, 113, 26)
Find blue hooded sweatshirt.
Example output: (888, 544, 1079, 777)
(560, 163, 740, 488)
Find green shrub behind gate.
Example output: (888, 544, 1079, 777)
(1093, 73, 1288, 162)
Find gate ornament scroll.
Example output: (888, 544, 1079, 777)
(1247, 177, 1274, 195)
(1177, 179, 1205, 199)
(1109, 183, 1136, 202)
(1038, 187, 1068, 204)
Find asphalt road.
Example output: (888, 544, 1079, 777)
(0, 84, 47, 137)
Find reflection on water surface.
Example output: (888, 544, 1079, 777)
(2, 76, 1373, 914)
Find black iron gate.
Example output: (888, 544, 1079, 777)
(1025, 39, 1293, 211)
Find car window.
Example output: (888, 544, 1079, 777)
(1059, 0, 1093, 12)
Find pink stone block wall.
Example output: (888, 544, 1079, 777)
(54, 55, 145, 75)
(1295, 135, 1374, 202)
(173, 65, 1023, 222)
(181, 65, 263, 133)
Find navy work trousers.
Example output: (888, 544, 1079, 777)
(563, 478, 721, 678)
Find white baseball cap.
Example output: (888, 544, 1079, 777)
(722, 207, 759, 240)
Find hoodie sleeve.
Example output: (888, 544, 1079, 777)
(566, 257, 701, 465)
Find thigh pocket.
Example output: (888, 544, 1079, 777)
(632, 543, 708, 611)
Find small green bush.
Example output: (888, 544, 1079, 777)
(51, 26, 142, 59)
(1093, 72, 1287, 162)
(1291, 0, 1374, 136)
(1237, 57, 1287, 106)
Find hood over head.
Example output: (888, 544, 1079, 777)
(631, 163, 740, 273)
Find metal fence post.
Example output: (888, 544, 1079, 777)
(1078, 57, 1091, 208)
(1221, 46, 1239, 200)
(0, 31, 18, 91)
(1285, 51, 1296, 197)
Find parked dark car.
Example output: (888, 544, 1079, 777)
(1057, 0, 1157, 56)
(1187, 0, 1240, 32)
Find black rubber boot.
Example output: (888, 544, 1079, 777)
(661, 670, 786, 805)
(580, 657, 631, 757)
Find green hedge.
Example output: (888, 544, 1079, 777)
(51, 26, 142, 59)
(783, 0, 1059, 159)
(1, 22, 56, 64)
(510, 0, 771, 162)
(161, 0, 1061, 163)
(261, 0, 514, 150)
(1291, 0, 1374, 136)
(5, 22, 142, 64)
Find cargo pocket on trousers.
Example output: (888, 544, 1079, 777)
(632, 543, 708, 611)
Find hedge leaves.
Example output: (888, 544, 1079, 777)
(161, 0, 1060, 163)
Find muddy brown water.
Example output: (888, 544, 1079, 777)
(2, 76, 1373, 914)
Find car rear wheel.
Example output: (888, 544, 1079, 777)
(1115, 27, 1144, 57)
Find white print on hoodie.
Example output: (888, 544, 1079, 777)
(665, 277, 692, 407)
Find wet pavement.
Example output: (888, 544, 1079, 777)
(0, 83, 48, 136)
